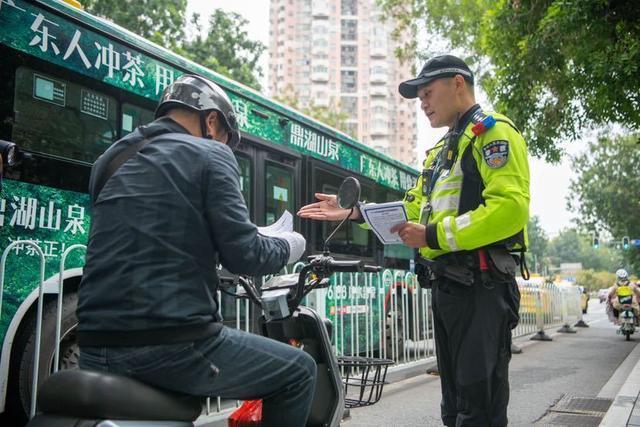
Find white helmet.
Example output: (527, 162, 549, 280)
(616, 269, 629, 284)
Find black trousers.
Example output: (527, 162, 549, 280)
(432, 275, 520, 427)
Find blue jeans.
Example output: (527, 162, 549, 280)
(79, 326, 317, 427)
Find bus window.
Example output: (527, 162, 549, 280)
(265, 162, 294, 225)
(13, 67, 118, 163)
(237, 155, 252, 216)
(121, 103, 155, 136)
(314, 167, 374, 257)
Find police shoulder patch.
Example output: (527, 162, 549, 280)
(482, 140, 509, 169)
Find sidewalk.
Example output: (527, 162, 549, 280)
(600, 342, 640, 426)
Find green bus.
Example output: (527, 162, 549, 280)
(0, 0, 420, 421)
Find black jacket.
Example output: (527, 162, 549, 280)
(76, 118, 289, 345)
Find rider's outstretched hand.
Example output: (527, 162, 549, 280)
(297, 193, 360, 221)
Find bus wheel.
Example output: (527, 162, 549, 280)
(6, 293, 78, 423)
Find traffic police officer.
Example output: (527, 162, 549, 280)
(298, 54, 529, 426)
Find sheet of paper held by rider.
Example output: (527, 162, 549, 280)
(360, 201, 408, 245)
(257, 210, 294, 237)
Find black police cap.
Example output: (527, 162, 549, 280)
(398, 55, 474, 99)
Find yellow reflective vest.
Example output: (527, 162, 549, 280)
(404, 109, 530, 260)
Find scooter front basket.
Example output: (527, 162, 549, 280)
(337, 356, 394, 408)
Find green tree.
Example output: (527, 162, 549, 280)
(378, 0, 640, 162)
(576, 269, 615, 292)
(525, 216, 548, 274)
(182, 10, 265, 90)
(547, 228, 622, 272)
(274, 85, 351, 135)
(568, 133, 640, 270)
(83, 0, 187, 50)
(83, 2, 265, 90)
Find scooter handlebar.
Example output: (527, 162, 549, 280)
(327, 259, 364, 272)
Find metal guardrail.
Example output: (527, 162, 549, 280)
(0, 240, 47, 419)
(0, 242, 584, 419)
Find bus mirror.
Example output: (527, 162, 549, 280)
(337, 176, 360, 209)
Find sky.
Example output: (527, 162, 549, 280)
(187, 0, 584, 236)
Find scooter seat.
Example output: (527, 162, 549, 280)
(37, 369, 203, 421)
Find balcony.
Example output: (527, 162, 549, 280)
(311, 71, 329, 82)
(314, 96, 330, 108)
(370, 122, 389, 136)
(370, 85, 388, 97)
(370, 71, 388, 84)
(312, 2, 329, 18)
(370, 44, 387, 58)
(311, 43, 329, 56)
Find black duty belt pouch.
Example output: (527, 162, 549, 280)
(417, 256, 475, 288)
(487, 247, 517, 279)
(415, 262, 432, 289)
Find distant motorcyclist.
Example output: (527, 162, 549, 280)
(607, 269, 640, 325)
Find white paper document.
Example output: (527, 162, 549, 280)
(360, 201, 408, 245)
(257, 210, 294, 237)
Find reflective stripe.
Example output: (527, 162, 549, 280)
(433, 180, 462, 191)
(431, 195, 459, 213)
(455, 213, 472, 230)
(443, 217, 459, 251)
(451, 160, 463, 177)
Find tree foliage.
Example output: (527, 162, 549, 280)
(547, 228, 623, 272)
(274, 85, 351, 136)
(576, 269, 615, 292)
(83, 1, 265, 90)
(83, 0, 188, 50)
(182, 10, 265, 91)
(525, 216, 548, 274)
(568, 133, 640, 270)
(378, 0, 640, 161)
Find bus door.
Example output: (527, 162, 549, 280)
(239, 135, 301, 228)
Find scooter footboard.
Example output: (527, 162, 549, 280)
(260, 307, 345, 427)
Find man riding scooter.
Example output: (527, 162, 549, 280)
(607, 269, 640, 325)
(75, 75, 315, 427)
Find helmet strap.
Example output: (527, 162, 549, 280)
(200, 111, 213, 140)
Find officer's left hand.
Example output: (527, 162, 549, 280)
(390, 222, 427, 248)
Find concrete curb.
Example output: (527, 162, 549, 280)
(599, 342, 640, 426)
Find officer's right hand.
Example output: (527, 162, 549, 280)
(297, 193, 360, 221)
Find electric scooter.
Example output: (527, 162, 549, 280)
(617, 294, 636, 341)
(26, 177, 392, 427)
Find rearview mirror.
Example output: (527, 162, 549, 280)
(323, 177, 361, 254)
(337, 176, 360, 209)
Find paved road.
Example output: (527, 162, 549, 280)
(345, 299, 640, 426)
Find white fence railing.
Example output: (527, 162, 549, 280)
(0, 243, 583, 419)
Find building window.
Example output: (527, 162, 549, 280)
(340, 70, 357, 93)
(340, 96, 357, 113)
(341, 0, 357, 15)
(341, 45, 357, 66)
(341, 19, 357, 41)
